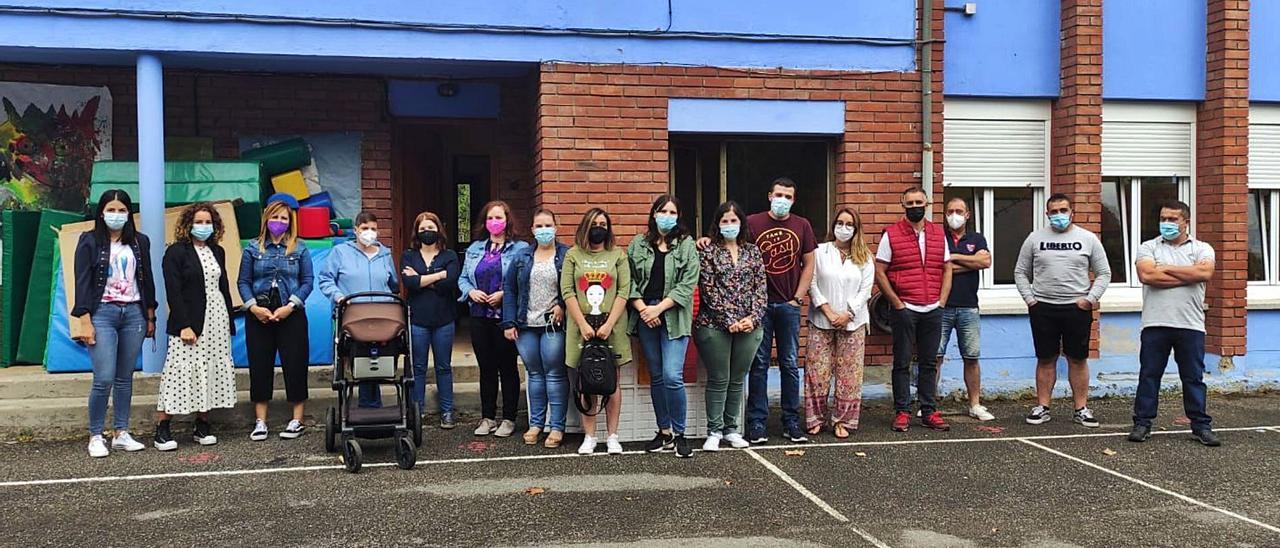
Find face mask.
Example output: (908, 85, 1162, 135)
(588, 226, 609, 245)
(833, 225, 856, 242)
(719, 223, 740, 241)
(946, 214, 966, 230)
(533, 227, 557, 246)
(1049, 213, 1071, 231)
(654, 213, 678, 233)
(770, 197, 793, 217)
(103, 212, 128, 231)
(486, 219, 507, 237)
(267, 219, 289, 237)
(190, 224, 214, 242)
(417, 230, 440, 246)
(1159, 222, 1182, 241)
(905, 206, 926, 223)
(358, 229, 379, 247)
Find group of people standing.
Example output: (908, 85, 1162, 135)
(71, 176, 1223, 459)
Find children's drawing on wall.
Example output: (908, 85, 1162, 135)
(0, 82, 113, 211)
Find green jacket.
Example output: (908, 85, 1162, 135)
(626, 234, 700, 339)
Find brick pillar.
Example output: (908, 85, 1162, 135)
(1052, 0, 1103, 357)
(1198, 0, 1250, 358)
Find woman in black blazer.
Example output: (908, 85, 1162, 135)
(152, 202, 237, 451)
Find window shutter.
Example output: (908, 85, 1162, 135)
(943, 119, 1047, 187)
(1101, 121, 1193, 177)
(1249, 123, 1280, 189)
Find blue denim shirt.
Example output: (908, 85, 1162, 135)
(458, 238, 529, 304)
(500, 242, 569, 330)
(237, 241, 314, 310)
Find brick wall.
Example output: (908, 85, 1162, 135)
(1051, 0, 1104, 358)
(1198, 0, 1250, 357)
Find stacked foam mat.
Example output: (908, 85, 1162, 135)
(89, 161, 266, 238)
(1, 210, 41, 366)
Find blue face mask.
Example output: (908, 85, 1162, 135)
(770, 197, 793, 217)
(190, 224, 214, 241)
(103, 211, 128, 231)
(1159, 222, 1182, 241)
(654, 213, 678, 233)
(533, 226, 557, 246)
(719, 223, 740, 241)
(1048, 213, 1071, 231)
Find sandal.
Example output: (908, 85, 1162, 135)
(833, 424, 850, 439)
(806, 425, 822, 436)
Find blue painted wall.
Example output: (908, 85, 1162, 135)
(1252, 0, 1280, 101)
(943, 0, 1060, 98)
(388, 80, 501, 119)
(1102, 0, 1206, 101)
(0, 1, 916, 72)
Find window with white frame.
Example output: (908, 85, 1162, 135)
(1100, 103, 1196, 288)
(1249, 106, 1280, 288)
(942, 100, 1050, 289)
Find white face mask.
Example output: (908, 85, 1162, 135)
(833, 225, 855, 242)
(946, 213, 967, 230)
(358, 229, 379, 247)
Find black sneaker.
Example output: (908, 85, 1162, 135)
(644, 431, 674, 453)
(153, 420, 177, 451)
(1073, 407, 1100, 428)
(1127, 424, 1152, 443)
(279, 419, 306, 439)
(673, 434, 693, 458)
(1025, 405, 1051, 425)
(1192, 428, 1222, 447)
(785, 424, 810, 444)
(747, 423, 768, 445)
(193, 418, 217, 446)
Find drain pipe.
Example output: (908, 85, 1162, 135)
(920, 0, 934, 199)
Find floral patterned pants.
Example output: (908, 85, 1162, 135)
(804, 327, 866, 430)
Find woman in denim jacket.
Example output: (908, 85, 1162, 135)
(238, 199, 314, 442)
(458, 200, 529, 438)
(501, 208, 570, 448)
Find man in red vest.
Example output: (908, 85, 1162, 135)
(875, 186, 953, 433)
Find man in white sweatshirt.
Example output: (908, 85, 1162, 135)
(1014, 193, 1111, 428)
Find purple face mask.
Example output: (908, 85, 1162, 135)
(267, 219, 289, 237)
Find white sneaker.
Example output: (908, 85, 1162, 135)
(702, 432, 722, 452)
(111, 432, 145, 452)
(969, 405, 996, 422)
(723, 432, 751, 449)
(250, 420, 268, 441)
(577, 435, 598, 455)
(606, 434, 623, 455)
(279, 419, 306, 439)
(88, 435, 109, 458)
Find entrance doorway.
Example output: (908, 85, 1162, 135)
(393, 121, 497, 255)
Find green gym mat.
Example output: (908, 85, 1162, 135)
(15, 209, 84, 364)
(1, 210, 41, 366)
(239, 138, 311, 177)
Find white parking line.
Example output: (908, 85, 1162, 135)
(745, 449, 891, 548)
(2, 425, 1277, 489)
(1019, 439, 1280, 535)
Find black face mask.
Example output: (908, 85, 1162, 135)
(905, 206, 927, 223)
(417, 230, 440, 246)
(588, 226, 609, 245)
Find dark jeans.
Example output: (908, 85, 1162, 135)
(472, 317, 520, 421)
(246, 310, 310, 403)
(410, 322, 456, 416)
(747, 302, 802, 430)
(1134, 327, 1211, 429)
(891, 308, 942, 413)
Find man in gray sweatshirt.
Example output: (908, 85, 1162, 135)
(1014, 193, 1111, 428)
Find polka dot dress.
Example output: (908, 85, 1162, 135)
(157, 245, 237, 415)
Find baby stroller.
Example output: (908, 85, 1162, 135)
(324, 292, 422, 473)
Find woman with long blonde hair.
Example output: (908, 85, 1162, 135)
(238, 198, 314, 441)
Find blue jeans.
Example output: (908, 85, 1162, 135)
(410, 323, 456, 415)
(938, 307, 981, 359)
(748, 302, 802, 430)
(1134, 327, 1211, 429)
(637, 316, 690, 434)
(87, 303, 146, 436)
(516, 328, 568, 432)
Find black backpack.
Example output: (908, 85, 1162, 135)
(574, 337, 617, 416)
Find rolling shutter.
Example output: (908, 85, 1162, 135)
(943, 118, 1047, 187)
(1101, 121, 1193, 177)
(1250, 122, 1280, 189)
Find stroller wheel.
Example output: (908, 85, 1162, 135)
(343, 439, 363, 473)
(324, 407, 338, 453)
(396, 434, 417, 470)
(408, 410, 423, 448)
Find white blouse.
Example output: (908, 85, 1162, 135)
(809, 242, 875, 331)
